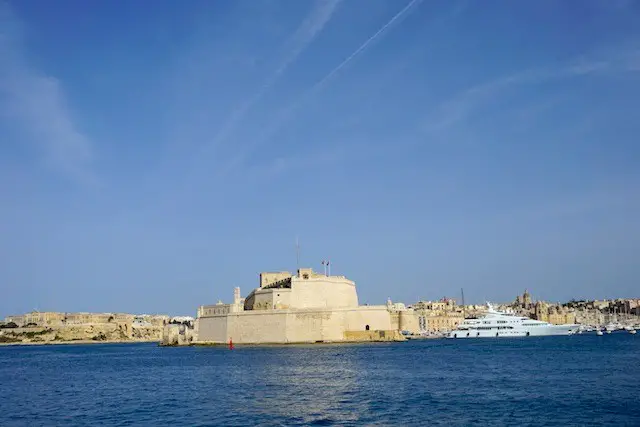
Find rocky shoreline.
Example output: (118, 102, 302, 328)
(0, 323, 164, 346)
(0, 339, 159, 346)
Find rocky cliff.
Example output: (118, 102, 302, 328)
(0, 323, 163, 344)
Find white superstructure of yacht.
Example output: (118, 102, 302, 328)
(448, 304, 579, 339)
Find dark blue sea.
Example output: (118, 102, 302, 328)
(1, 334, 639, 426)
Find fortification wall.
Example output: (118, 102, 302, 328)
(228, 311, 288, 343)
(344, 307, 392, 331)
(195, 306, 396, 344)
(196, 316, 228, 343)
(250, 288, 292, 310)
(289, 278, 358, 309)
(260, 272, 292, 288)
(344, 330, 404, 342)
(287, 310, 344, 342)
(399, 310, 420, 333)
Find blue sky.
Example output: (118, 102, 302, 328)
(1, 0, 639, 317)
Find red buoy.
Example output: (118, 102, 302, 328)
(229, 338, 234, 350)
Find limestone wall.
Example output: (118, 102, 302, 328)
(199, 304, 231, 317)
(289, 277, 358, 309)
(162, 324, 195, 346)
(344, 330, 404, 342)
(399, 310, 420, 333)
(229, 311, 288, 343)
(260, 272, 292, 288)
(344, 307, 392, 331)
(287, 310, 344, 342)
(196, 315, 228, 343)
(196, 306, 395, 344)
(249, 288, 292, 310)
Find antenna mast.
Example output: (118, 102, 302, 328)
(461, 288, 466, 319)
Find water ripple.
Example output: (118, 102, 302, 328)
(1, 337, 639, 426)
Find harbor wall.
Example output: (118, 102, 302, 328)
(195, 306, 393, 344)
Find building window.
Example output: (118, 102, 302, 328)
(303, 274, 309, 279)
(365, 325, 370, 331)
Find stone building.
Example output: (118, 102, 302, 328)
(412, 299, 463, 333)
(3, 312, 156, 327)
(387, 300, 419, 334)
(575, 308, 605, 326)
(65, 313, 111, 324)
(515, 290, 533, 309)
(4, 315, 26, 326)
(193, 268, 404, 344)
(534, 302, 576, 325)
(22, 311, 66, 326)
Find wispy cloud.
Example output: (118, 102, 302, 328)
(422, 45, 640, 133)
(217, 0, 425, 176)
(0, 3, 95, 185)
(248, 145, 346, 180)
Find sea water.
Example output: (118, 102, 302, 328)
(1, 334, 639, 426)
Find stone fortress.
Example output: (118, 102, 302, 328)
(167, 267, 411, 345)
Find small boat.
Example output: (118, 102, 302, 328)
(629, 329, 637, 335)
(605, 323, 618, 332)
(596, 330, 604, 336)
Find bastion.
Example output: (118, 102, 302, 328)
(164, 268, 406, 345)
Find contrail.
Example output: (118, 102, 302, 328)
(186, 0, 341, 184)
(216, 0, 424, 177)
(310, 0, 424, 92)
(213, 0, 342, 145)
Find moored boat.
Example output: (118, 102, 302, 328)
(448, 304, 579, 339)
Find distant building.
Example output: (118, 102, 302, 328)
(4, 311, 165, 327)
(4, 315, 25, 326)
(575, 308, 604, 326)
(23, 312, 65, 326)
(387, 299, 419, 333)
(412, 299, 463, 333)
(65, 313, 111, 324)
(534, 302, 576, 325)
(514, 290, 532, 309)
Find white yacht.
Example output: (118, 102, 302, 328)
(448, 304, 579, 339)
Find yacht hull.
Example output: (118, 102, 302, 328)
(448, 324, 579, 339)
